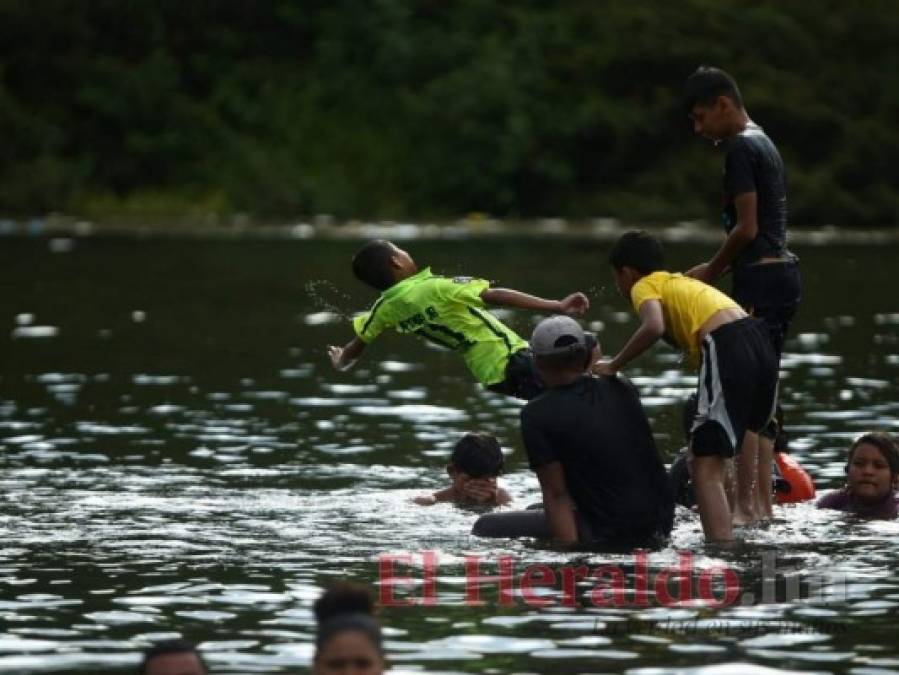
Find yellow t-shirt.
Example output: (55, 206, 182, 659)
(630, 271, 740, 368)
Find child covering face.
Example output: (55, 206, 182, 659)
(414, 432, 511, 507)
(817, 432, 899, 520)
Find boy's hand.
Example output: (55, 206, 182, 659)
(461, 479, 498, 505)
(592, 359, 618, 377)
(328, 337, 365, 371)
(327, 345, 348, 370)
(685, 262, 713, 283)
(413, 494, 437, 506)
(558, 292, 590, 316)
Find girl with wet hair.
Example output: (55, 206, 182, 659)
(313, 582, 385, 675)
(817, 432, 899, 520)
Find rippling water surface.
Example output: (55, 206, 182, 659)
(1, 234, 898, 674)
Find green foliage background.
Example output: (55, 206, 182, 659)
(1, 1, 896, 225)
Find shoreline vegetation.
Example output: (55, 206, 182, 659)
(3, 213, 898, 245)
(1, 3, 896, 227)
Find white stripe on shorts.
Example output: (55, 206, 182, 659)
(692, 332, 737, 449)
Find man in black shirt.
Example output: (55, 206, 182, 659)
(471, 316, 674, 546)
(681, 66, 801, 525)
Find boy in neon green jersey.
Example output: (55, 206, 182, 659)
(328, 240, 589, 399)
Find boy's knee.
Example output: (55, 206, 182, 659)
(692, 454, 725, 479)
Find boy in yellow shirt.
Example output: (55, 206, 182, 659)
(595, 231, 778, 542)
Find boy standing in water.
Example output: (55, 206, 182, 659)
(682, 66, 801, 523)
(596, 231, 778, 543)
(328, 240, 589, 399)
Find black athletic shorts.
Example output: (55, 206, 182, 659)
(691, 317, 779, 458)
(486, 348, 545, 400)
(731, 258, 801, 360)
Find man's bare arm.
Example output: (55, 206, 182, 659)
(686, 192, 758, 282)
(594, 300, 665, 375)
(536, 461, 578, 545)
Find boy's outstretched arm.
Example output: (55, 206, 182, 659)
(686, 192, 757, 282)
(536, 461, 578, 545)
(593, 299, 665, 376)
(327, 336, 366, 371)
(413, 486, 455, 506)
(481, 288, 589, 316)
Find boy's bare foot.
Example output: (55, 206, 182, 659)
(731, 507, 757, 525)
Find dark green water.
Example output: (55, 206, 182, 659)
(1, 233, 897, 674)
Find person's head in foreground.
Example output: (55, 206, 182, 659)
(139, 640, 207, 675)
(608, 230, 665, 299)
(530, 315, 599, 385)
(314, 583, 385, 675)
(845, 432, 899, 504)
(352, 239, 418, 291)
(682, 65, 746, 141)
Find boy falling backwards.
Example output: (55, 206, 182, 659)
(595, 231, 778, 543)
(328, 240, 589, 399)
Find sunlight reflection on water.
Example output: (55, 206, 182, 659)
(0, 236, 898, 673)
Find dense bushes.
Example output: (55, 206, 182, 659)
(0, 1, 895, 225)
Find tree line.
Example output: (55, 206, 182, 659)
(0, 0, 896, 226)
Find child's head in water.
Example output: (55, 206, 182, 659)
(450, 431, 504, 482)
(415, 432, 511, 506)
(845, 432, 899, 503)
(313, 583, 384, 675)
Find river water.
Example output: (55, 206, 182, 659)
(0, 232, 897, 674)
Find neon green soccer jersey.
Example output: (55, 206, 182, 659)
(352, 268, 528, 386)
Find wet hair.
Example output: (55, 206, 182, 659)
(139, 639, 208, 675)
(682, 65, 744, 113)
(450, 432, 504, 478)
(608, 230, 665, 274)
(352, 239, 398, 291)
(846, 432, 899, 476)
(314, 582, 383, 655)
(682, 393, 698, 442)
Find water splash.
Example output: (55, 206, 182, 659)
(304, 279, 355, 321)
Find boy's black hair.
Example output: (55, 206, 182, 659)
(609, 230, 665, 274)
(314, 581, 376, 624)
(314, 582, 382, 654)
(846, 432, 899, 476)
(139, 640, 208, 675)
(352, 239, 398, 291)
(451, 432, 504, 478)
(682, 65, 744, 112)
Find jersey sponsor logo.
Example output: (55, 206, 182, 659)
(452, 276, 474, 284)
(398, 306, 439, 332)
